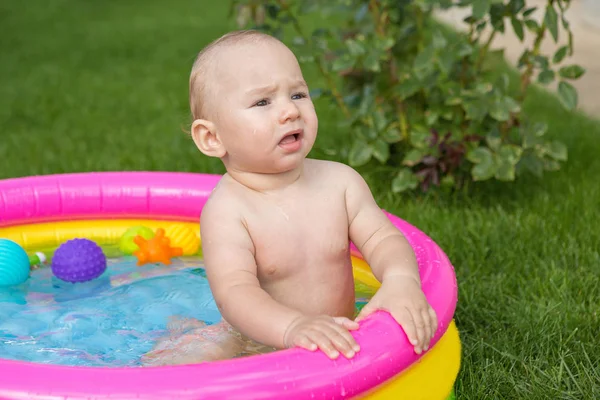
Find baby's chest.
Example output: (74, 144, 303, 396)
(246, 199, 350, 275)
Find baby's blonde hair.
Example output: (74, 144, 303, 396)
(189, 30, 280, 121)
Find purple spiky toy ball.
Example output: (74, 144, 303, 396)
(51, 238, 107, 283)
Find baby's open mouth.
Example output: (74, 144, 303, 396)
(279, 133, 300, 145)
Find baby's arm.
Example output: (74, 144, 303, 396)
(200, 196, 358, 359)
(342, 165, 438, 353)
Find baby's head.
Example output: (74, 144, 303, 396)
(189, 30, 318, 176)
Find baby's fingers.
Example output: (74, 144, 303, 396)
(428, 307, 438, 338)
(392, 308, 421, 351)
(421, 308, 436, 349)
(306, 330, 341, 359)
(326, 321, 360, 356)
(333, 316, 359, 330)
(291, 333, 318, 352)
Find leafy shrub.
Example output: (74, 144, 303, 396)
(231, 0, 583, 192)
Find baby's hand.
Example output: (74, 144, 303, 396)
(356, 274, 438, 354)
(283, 315, 360, 359)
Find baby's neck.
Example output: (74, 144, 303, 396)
(225, 163, 305, 193)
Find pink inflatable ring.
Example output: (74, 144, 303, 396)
(0, 172, 460, 400)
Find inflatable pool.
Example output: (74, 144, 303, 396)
(0, 172, 460, 399)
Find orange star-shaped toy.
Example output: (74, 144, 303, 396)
(133, 228, 183, 266)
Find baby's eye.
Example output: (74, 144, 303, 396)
(291, 92, 308, 100)
(253, 99, 269, 107)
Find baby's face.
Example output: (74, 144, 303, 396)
(208, 40, 318, 174)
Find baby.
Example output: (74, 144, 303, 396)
(142, 30, 437, 366)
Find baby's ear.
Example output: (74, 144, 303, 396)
(191, 119, 226, 158)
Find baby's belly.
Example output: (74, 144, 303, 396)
(262, 267, 356, 319)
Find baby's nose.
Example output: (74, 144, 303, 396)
(279, 101, 300, 123)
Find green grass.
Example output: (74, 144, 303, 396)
(1, 1, 599, 399)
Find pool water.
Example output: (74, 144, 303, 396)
(0, 257, 376, 367)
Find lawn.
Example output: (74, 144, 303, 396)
(1, 1, 599, 399)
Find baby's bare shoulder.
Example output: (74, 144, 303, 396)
(306, 159, 364, 184)
(200, 176, 246, 225)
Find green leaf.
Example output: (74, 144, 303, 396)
(463, 100, 489, 122)
(474, 82, 494, 95)
(472, 0, 491, 19)
(490, 99, 511, 122)
(553, 46, 569, 64)
(381, 127, 403, 143)
(537, 69, 555, 85)
(524, 19, 539, 33)
(511, 17, 525, 41)
(518, 152, 544, 177)
(437, 50, 456, 76)
(476, 21, 487, 33)
(455, 42, 473, 58)
(425, 110, 439, 126)
(467, 147, 494, 164)
(432, 30, 448, 49)
(297, 54, 316, 64)
(445, 97, 463, 106)
(354, 3, 369, 22)
(348, 139, 373, 166)
(486, 127, 502, 151)
(561, 13, 570, 30)
(533, 55, 549, 70)
(414, 45, 435, 72)
(396, 79, 422, 100)
(532, 122, 548, 137)
(469, 147, 497, 181)
(543, 159, 561, 172)
(510, 0, 525, 14)
(518, 49, 531, 68)
(309, 88, 325, 99)
(402, 148, 426, 167)
(498, 144, 523, 165)
(489, 3, 506, 31)
(363, 125, 378, 140)
(557, 81, 578, 110)
(332, 54, 355, 72)
(392, 169, 419, 193)
(266, 4, 281, 19)
(490, 96, 521, 122)
(495, 159, 516, 181)
(558, 65, 586, 80)
(373, 110, 388, 132)
(522, 123, 547, 149)
(547, 141, 568, 161)
(299, 1, 319, 14)
(544, 4, 559, 42)
(345, 39, 366, 56)
(497, 73, 510, 92)
(522, 6, 537, 17)
(292, 36, 306, 46)
(372, 139, 390, 163)
(364, 52, 381, 72)
(376, 37, 395, 51)
(410, 126, 432, 149)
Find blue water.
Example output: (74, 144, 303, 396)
(0, 257, 221, 367)
(0, 256, 375, 367)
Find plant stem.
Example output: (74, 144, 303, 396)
(370, 0, 409, 139)
(368, 0, 385, 37)
(520, 23, 547, 99)
(475, 28, 497, 72)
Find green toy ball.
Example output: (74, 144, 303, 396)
(119, 226, 155, 255)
